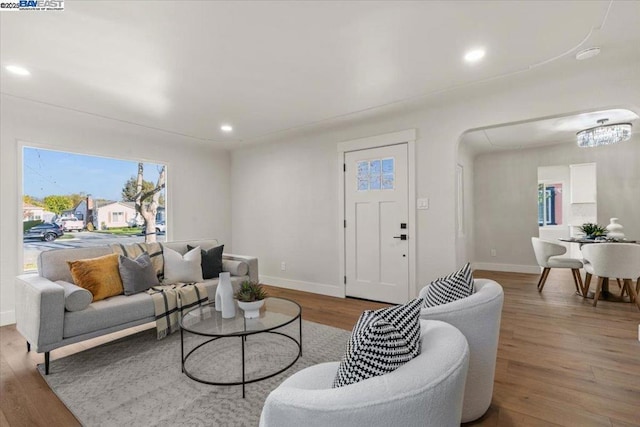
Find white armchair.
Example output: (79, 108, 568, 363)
(582, 243, 640, 310)
(418, 278, 503, 422)
(531, 237, 584, 294)
(260, 320, 470, 427)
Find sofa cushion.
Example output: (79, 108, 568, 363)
(55, 280, 92, 312)
(39, 246, 112, 282)
(111, 242, 164, 282)
(163, 246, 203, 283)
(118, 253, 160, 295)
(67, 253, 124, 302)
(63, 293, 155, 338)
(423, 262, 474, 308)
(223, 259, 249, 277)
(333, 298, 422, 388)
(188, 244, 224, 279)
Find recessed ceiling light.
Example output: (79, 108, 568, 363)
(464, 49, 485, 63)
(5, 65, 30, 76)
(575, 47, 601, 61)
(220, 124, 233, 132)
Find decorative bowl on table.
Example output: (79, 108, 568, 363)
(234, 281, 268, 319)
(237, 299, 265, 319)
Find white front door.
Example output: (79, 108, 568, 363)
(344, 143, 409, 304)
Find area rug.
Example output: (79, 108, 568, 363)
(38, 320, 350, 426)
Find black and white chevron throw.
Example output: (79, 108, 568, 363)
(332, 298, 422, 388)
(423, 262, 474, 308)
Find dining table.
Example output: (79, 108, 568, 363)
(559, 237, 638, 302)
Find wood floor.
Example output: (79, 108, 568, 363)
(1, 270, 639, 426)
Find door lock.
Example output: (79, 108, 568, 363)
(393, 234, 408, 240)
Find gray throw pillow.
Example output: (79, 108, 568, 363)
(118, 253, 160, 295)
(55, 280, 92, 311)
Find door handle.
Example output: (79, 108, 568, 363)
(393, 234, 408, 240)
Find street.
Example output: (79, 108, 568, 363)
(23, 231, 166, 271)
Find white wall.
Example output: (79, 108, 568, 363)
(0, 95, 232, 325)
(231, 59, 640, 297)
(456, 141, 475, 267)
(473, 135, 640, 272)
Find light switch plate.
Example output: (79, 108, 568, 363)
(417, 198, 429, 210)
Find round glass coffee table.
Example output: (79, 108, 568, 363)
(179, 297, 302, 397)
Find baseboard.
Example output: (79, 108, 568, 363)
(259, 275, 345, 298)
(472, 262, 541, 275)
(1, 310, 16, 326)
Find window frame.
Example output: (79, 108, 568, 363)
(19, 141, 169, 272)
(538, 180, 564, 228)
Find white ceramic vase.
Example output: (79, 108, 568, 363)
(605, 218, 625, 240)
(237, 299, 265, 319)
(215, 272, 236, 319)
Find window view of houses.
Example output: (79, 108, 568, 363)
(22, 147, 166, 271)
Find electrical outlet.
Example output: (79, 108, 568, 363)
(490, 249, 497, 257)
(281, 262, 286, 271)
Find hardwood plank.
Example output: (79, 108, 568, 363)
(496, 408, 564, 427)
(493, 381, 612, 427)
(2, 269, 639, 426)
(591, 366, 640, 390)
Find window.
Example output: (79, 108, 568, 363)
(111, 212, 125, 222)
(538, 182, 563, 226)
(357, 158, 395, 191)
(22, 146, 167, 271)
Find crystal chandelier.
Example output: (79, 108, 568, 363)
(576, 118, 632, 148)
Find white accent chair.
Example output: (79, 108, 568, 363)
(531, 237, 584, 294)
(581, 243, 640, 310)
(419, 278, 503, 422)
(260, 320, 469, 427)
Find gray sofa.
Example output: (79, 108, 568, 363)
(15, 239, 258, 374)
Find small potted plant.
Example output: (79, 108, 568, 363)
(234, 281, 268, 319)
(579, 223, 607, 240)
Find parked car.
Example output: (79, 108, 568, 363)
(127, 216, 144, 228)
(24, 223, 64, 242)
(156, 221, 166, 233)
(58, 216, 84, 232)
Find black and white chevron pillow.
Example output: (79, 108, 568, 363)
(423, 262, 474, 308)
(333, 298, 422, 388)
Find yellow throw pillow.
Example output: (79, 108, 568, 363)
(67, 253, 124, 301)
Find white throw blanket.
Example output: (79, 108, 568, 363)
(146, 283, 209, 339)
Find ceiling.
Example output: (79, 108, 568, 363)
(461, 108, 640, 156)
(1, 1, 639, 147)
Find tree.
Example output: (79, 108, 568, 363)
(43, 195, 73, 214)
(122, 177, 154, 202)
(23, 195, 44, 207)
(122, 176, 165, 206)
(133, 163, 166, 243)
(68, 192, 87, 209)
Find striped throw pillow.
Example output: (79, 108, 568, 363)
(333, 298, 422, 388)
(423, 262, 474, 307)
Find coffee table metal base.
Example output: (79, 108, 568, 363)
(180, 321, 302, 398)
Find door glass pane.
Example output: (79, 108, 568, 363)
(357, 161, 369, 191)
(381, 158, 394, 189)
(356, 158, 395, 191)
(369, 160, 381, 190)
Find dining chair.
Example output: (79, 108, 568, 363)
(531, 237, 584, 294)
(581, 243, 640, 310)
